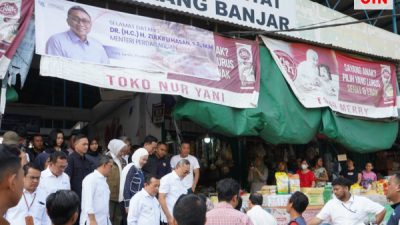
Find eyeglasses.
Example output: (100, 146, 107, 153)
(68, 16, 91, 25)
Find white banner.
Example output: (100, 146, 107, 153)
(129, 0, 296, 32)
(126, 0, 400, 61)
(40, 56, 259, 108)
(35, 0, 261, 108)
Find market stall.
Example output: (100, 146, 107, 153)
(239, 180, 393, 225)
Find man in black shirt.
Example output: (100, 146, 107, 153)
(340, 159, 361, 185)
(26, 134, 44, 162)
(152, 142, 171, 179)
(387, 173, 400, 225)
(141, 135, 158, 176)
(65, 134, 94, 200)
(142, 141, 171, 179)
(65, 134, 94, 225)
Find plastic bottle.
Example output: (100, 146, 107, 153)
(323, 182, 332, 204)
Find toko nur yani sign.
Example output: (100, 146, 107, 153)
(35, 0, 261, 108)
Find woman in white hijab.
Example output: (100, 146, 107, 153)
(121, 148, 148, 212)
(106, 139, 128, 225)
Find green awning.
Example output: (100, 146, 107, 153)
(320, 109, 398, 153)
(173, 46, 398, 153)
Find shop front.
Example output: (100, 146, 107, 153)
(172, 34, 399, 225)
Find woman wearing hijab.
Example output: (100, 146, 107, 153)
(122, 148, 149, 213)
(106, 139, 129, 225)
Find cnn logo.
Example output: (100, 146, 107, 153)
(354, 0, 393, 10)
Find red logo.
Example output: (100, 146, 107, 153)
(0, 2, 18, 17)
(354, 0, 393, 10)
(238, 48, 251, 61)
(274, 50, 297, 81)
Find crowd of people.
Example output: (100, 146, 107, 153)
(248, 155, 380, 190)
(0, 130, 400, 225)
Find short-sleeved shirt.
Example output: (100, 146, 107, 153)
(288, 216, 307, 225)
(314, 167, 327, 187)
(206, 202, 253, 225)
(159, 171, 187, 223)
(316, 195, 384, 225)
(340, 168, 360, 184)
(296, 170, 315, 187)
(387, 202, 400, 225)
(361, 171, 377, 189)
(170, 154, 200, 189)
(39, 168, 70, 198)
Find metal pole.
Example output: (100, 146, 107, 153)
(79, 83, 83, 108)
(393, 0, 398, 34)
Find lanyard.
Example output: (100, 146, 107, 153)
(23, 192, 36, 212)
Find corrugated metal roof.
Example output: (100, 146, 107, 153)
(115, 0, 400, 62)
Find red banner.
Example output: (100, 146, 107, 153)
(262, 36, 397, 119)
(0, 0, 34, 79)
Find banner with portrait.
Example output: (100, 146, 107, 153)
(262, 36, 398, 119)
(35, 0, 260, 108)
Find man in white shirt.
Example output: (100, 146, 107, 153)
(127, 174, 160, 225)
(246, 193, 277, 225)
(170, 141, 200, 193)
(39, 151, 70, 198)
(80, 155, 113, 225)
(308, 177, 386, 225)
(5, 163, 48, 225)
(159, 159, 190, 225)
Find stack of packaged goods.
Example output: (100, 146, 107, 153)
(300, 188, 324, 206)
(275, 172, 289, 194)
(259, 185, 277, 195)
(265, 194, 292, 207)
(288, 174, 300, 193)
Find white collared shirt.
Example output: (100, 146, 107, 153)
(80, 170, 111, 225)
(159, 171, 187, 222)
(127, 188, 160, 225)
(316, 195, 384, 225)
(170, 154, 200, 189)
(5, 188, 48, 225)
(39, 168, 70, 225)
(39, 168, 71, 197)
(247, 205, 277, 225)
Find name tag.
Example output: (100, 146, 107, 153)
(25, 216, 34, 225)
